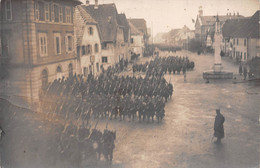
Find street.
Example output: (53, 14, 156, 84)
(0, 51, 259, 168)
(95, 51, 260, 168)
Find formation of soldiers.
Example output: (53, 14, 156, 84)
(55, 123, 116, 165)
(39, 55, 180, 164)
(42, 72, 172, 123)
(133, 56, 195, 77)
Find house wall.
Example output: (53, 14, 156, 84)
(0, 0, 77, 103)
(130, 35, 144, 57)
(101, 43, 114, 69)
(248, 38, 258, 60)
(80, 25, 102, 76)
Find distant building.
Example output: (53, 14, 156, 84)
(195, 6, 243, 46)
(83, 1, 129, 69)
(128, 18, 149, 47)
(222, 10, 259, 62)
(118, 13, 131, 61)
(128, 20, 145, 57)
(0, 0, 81, 103)
(74, 5, 102, 77)
(161, 25, 195, 49)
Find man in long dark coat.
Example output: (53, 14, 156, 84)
(214, 109, 225, 143)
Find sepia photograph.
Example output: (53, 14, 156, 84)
(0, 0, 259, 167)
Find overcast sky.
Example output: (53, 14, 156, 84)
(83, 0, 259, 35)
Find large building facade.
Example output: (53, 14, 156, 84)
(222, 10, 259, 62)
(0, 0, 81, 103)
(74, 5, 102, 77)
(82, 1, 130, 69)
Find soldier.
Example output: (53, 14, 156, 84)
(214, 109, 225, 143)
(243, 66, 248, 80)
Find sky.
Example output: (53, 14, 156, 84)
(84, 0, 259, 36)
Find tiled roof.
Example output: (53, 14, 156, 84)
(77, 6, 97, 24)
(118, 14, 130, 42)
(199, 15, 244, 26)
(222, 18, 249, 38)
(223, 10, 259, 38)
(231, 10, 259, 38)
(128, 18, 147, 35)
(83, 3, 119, 42)
(128, 20, 143, 36)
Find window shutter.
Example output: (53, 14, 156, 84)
(66, 36, 69, 52)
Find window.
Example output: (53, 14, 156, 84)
(102, 43, 107, 49)
(102, 56, 108, 63)
(54, 4, 59, 22)
(244, 39, 246, 46)
(89, 27, 93, 35)
(42, 70, 48, 90)
(95, 44, 99, 53)
(233, 39, 235, 45)
(68, 63, 73, 77)
(35, 1, 39, 20)
(5, 0, 12, 20)
(51, 4, 54, 21)
(83, 67, 88, 77)
(77, 46, 80, 57)
(65, 7, 71, 23)
(54, 33, 61, 55)
(56, 66, 62, 79)
(66, 35, 73, 52)
(87, 45, 92, 54)
(96, 63, 99, 72)
(82, 46, 86, 55)
(131, 38, 134, 44)
(59, 6, 63, 22)
(244, 52, 247, 60)
(237, 38, 239, 45)
(39, 1, 44, 21)
(39, 33, 48, 57)
(45, 3, 49, 21)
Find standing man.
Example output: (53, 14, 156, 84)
(243, 66, 248, 80)
(214, 109, 225, 143)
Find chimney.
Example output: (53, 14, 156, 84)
(94, 0, 98, 9)
(237, 12, 239, 16)
(198, 6, 203, 16)
(86, 0, 89, 6)
(229, 13, 231, 16)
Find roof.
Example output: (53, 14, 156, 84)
(83, 3, 119, 42)
(118, 13, 130, 42)
(128, 20, 143, 36)
(76, 6, 97, 24)
(128, 18, 147, 35)
(223, 10, 259, 38)
(64, 0, 82, 5)
(231, 10, 259, 38)
(198, 14, 244, 26)
(222, 18, 249, 37)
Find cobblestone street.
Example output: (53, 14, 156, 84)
(95, 51, 260, 168)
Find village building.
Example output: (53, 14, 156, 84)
(128, 20, 145, 58)
(128, 18, 149, 54)
(163, 25, 195, 49)
(74, 4, 102, 77)
(195, 6, 243, 46)
(82, 1, 128, 69)
(118, 13, 131, 61)
(0, 0, 81, 103)
(222, 10, 259, 62)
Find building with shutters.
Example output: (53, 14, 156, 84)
(0, 0, 81, 103)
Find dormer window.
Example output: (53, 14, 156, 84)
(89, 27, 93, 35)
